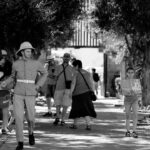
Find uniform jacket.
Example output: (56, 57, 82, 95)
(5, 58, 47, 96)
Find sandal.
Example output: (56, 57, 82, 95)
(132, 131, 138, 138)
(125, 131, 130, 137)
(60, 121, 66, 126)
(86, 125, 91, 130)
(69, 124, 77, 129)
(53, 118, 60, 125)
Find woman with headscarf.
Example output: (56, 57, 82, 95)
(69, 59, 97, 130)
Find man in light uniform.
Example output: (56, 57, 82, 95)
(2, 41, 47, 150)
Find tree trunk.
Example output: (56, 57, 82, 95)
(142, 48, 150, 106)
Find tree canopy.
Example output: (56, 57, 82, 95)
(93, 0, 150, 71)
(94, 0, 150, 35)
(93, 0, 150, 105)
(0, 0, 83, 52)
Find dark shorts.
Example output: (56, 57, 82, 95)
(46, 84, 55, 98)
(0, 90, 10, 108)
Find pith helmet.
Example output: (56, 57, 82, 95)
(16, 41, 35, 56)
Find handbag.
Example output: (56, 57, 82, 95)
(89, 91, 97, 101)
(78, 70, 97, 101)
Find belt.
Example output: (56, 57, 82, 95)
(17, 79, 35, 84)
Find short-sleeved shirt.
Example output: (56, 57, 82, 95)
(73, 69, 93, 96)
(46, 64, 56, 85)
(54, 64, 74, 90)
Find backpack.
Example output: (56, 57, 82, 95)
(93, 73, 99, 82)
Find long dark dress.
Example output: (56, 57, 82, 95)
(69, 69, 96, 119)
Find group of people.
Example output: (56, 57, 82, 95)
(0, 41, 97, 150)
(42, 52, 97, 128)
(0, 41, 141, 150)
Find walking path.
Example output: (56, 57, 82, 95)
(0, 96, 150, 150)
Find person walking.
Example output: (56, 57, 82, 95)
(121, 67, 140, 138)
(42, 55, 56, 117)
(1, 41, 47, 150)
(0, 50, 12, 134)
(92, 68, 100, 95)
(69, 60, 97, 130)
(53, 53, 74, 126)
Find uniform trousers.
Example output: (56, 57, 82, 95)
(13, 94, 36, 142)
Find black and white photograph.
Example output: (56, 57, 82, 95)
(0, 0, 150, 150)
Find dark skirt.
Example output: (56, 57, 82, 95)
(69, 91, 97, 119)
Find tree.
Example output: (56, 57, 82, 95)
(0, 0, 47, 51)
(0, 0, 83, 54)
(93, 0, 150, 105)
(39, 0, 83, 48)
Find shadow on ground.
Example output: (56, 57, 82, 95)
(1, 99, 150, 150)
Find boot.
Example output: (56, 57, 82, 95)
(29, 133, 35, 145)
(16, 142, 23, 150)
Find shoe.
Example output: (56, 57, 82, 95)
(1, 129, 7, 135)
(60, 121, 65, 126)
(43, 112, 52, 117)
(69, 124, 77, 129)
(16, 142, 23, 150)
(125, 131, 130, 137)
(132, 131, 138, 138)
(53, 113, 57, 117)
(85, 125, 91, 130)
(29, 133, 35, 145)
(53, 118, 60, 125)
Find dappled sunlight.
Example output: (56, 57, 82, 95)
(1, 99, 150, 150)
(26, 129, 150, 150)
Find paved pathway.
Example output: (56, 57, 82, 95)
(0, 97, 150, 150)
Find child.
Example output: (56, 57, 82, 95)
(121, 67, 140, 138)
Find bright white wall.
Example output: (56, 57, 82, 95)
(52, 48, 103, 69)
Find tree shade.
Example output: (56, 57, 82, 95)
(93, 0, 150, 105)
(0, 0, 83, 53)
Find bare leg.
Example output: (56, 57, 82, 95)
(2, 107, 9, 130)
(47, 97, 52, 113)
(61, 106, 68, 122)
(124, 102, 131, 131)
(85, 116, 92, 126)
(56, 105, 61, 118)
(132, 100, 138, 132)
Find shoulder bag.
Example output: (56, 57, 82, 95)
(78, 70, 97, 101)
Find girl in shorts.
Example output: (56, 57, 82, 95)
(121, 67, 139, 138)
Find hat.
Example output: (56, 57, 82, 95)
(63, 53, 71, 59)
(0, 50, 7, 60)
(16, 41, 35, 56)
(1, 50, 7, 56)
